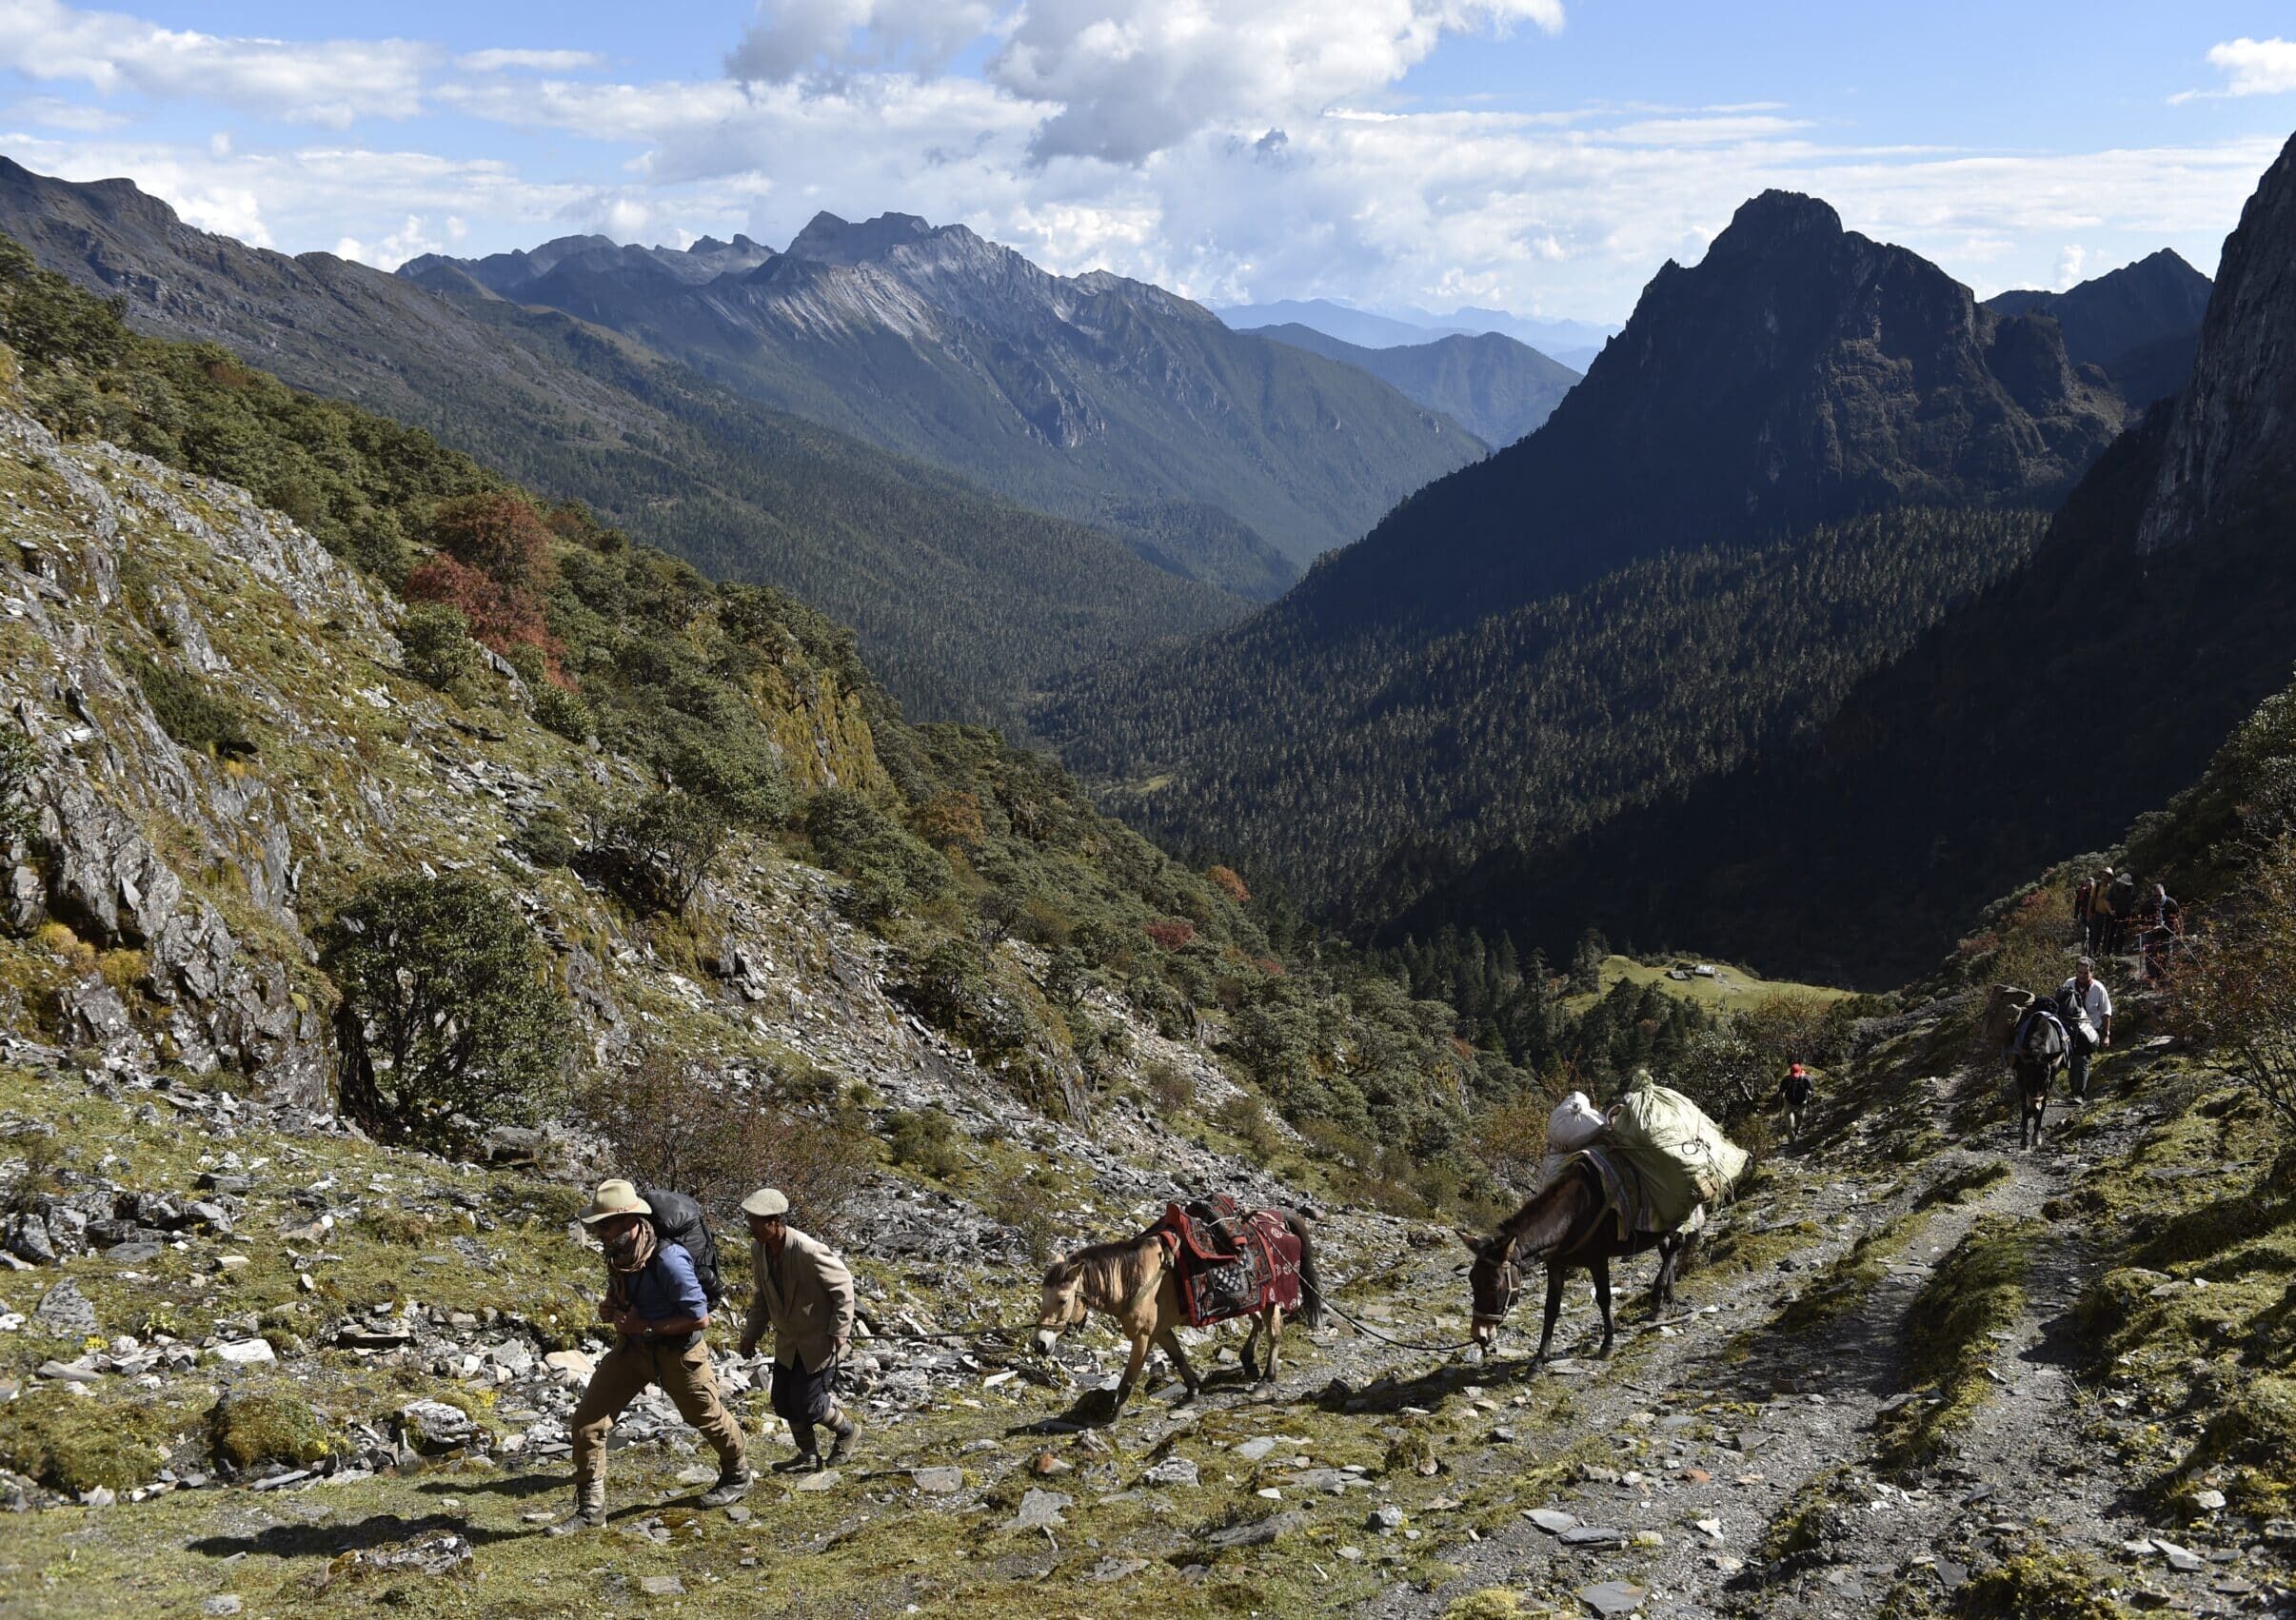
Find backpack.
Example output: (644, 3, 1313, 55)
(642, 1188, 725, 1306)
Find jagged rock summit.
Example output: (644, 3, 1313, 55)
(2140, 132, 2296, 553)
(1277, 187, 2130, 639)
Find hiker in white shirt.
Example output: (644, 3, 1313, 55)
(2057, 957, 2113, 1101)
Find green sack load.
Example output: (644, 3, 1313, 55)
(1609, 1076, 1751, 1232)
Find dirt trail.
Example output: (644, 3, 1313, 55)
(1360, 1063, 2216, 1618)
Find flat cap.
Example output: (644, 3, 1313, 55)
(740, 1187, 790, 1218)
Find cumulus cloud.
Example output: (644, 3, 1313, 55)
(0, 0, 432, 126)
(989, 0, 1567, 163)
(456, 49, 607, 73)
(2203, 36, 2296, 97)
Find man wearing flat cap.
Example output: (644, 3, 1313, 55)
(738, 1186, 860, 1471)
(550, 1179, 750, 1533)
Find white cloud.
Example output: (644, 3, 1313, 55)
(988, 0, 1567, 163)
(456, 48, 606, 73)
(2203, 36, 2296, 97)
(4, 91, 123, 129)
(2056, 244, 2086, 288)
(335, 212, 450, 268)
(0, 0, 435, 127)
(726, 0, 997, 83)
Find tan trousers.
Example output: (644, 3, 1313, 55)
(569, 1336, 746, 1486)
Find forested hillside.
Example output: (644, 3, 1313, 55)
(1395, 131, 2296, 987)
(1042, 188, 2129, 942)
(1044, 507, 2048, 916)
(409, 211, 1483, 581)
(0, 160, 1241, 727)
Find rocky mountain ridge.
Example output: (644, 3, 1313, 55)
(0, 158, 1243, 726)
(408, 208, 1483, 579)
(1987, 249, 2212, 410)
(1395, 129, 2296, 985)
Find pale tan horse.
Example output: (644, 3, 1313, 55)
(1031, 1209, 1320, 1412)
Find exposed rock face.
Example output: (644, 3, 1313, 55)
(1290, 188, 2130, 641)
(406, 209, 1478, 572)
(1987, 248, 2213, 409)
(2139, 133, 2296, 553)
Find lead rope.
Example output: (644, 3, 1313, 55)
(1296, 1277, 1486, 1356)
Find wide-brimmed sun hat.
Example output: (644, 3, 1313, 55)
(740, 1187, 790, 1218)
(579, 1178, 653, 1225)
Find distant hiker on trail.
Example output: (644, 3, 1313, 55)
(2058, 958, 2112, 1103)
(1779, 1063, 1814, 1142)
(2103, 869, 2138, 957)
(553, 1180, 751, 1534)
(2140, 883, 2184, 980)
(738, 1187, 861, 1472)
(2074, 873, 2099, 952)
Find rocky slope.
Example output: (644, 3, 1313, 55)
(0, 159, 1243, 727)
(409, 211, 1481, 579)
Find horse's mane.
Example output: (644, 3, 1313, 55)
(1493, 1159, 1598, 1255)
(1044, 1233, 1158, 1297)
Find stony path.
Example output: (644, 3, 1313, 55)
(1364, 1065, 2217, 1619)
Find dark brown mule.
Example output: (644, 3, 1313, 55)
(1464, 1159, 1696, 1362)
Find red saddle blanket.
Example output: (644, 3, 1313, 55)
(1150, 1200, 1303, 1328)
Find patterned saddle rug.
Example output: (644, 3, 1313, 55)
(1149, 1196, 1303, 1328)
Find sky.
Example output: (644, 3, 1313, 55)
(3, 1, 2294, 324)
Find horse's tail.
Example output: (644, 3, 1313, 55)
(1282, 1208, 1324, 1329)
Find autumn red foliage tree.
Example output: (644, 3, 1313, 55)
(405, 493, 562, 676)
(1205, 864, 1250, 904)
(1143, 919, 1197, 952)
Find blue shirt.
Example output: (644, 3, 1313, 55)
(623, 1242, 707, 1329)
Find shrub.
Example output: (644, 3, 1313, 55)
(590, 788, 729, 917)
(886, 1107, 965, 1180)
(0, 1392, 172, 1494)
(122, 649, 255, 759)
(1143, 919, 1197, 952)
(532, 681, 593, 741)
(577, 1049, 876, 1236)
(1217, 1094, 1283, 1161)
(1142, 1057, 1193, 1116)
(321, 872, 572, 1145)
(398, 603, 480, 692)
(0, 728, 43, 846)
(1205, 864, 1250, 904)
(206, 1393, 335, 1475)
(805, 788, 948, 920)
(987, 1182, 1058, 1266)
(511, 809, 577, 869)
(2171, 835, 2296, 1136)
(408, 493, 556, 661)
(894, 937, 1033, 1061)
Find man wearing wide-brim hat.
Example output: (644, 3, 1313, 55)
(737, 1186, 860, 1471)
(549, 1180, 750, 1533)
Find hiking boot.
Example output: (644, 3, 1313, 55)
(698, 1461, 754, 1508)
(547, 1479, 606, 1535)
(825, 1414, 861, 1467)
(770, 1451, 821, 1473)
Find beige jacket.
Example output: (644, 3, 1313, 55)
(742, 1226, 856, 1370)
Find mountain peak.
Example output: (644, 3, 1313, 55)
(1706, 190, 1844, 257)
(784, 211, 940, 266)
